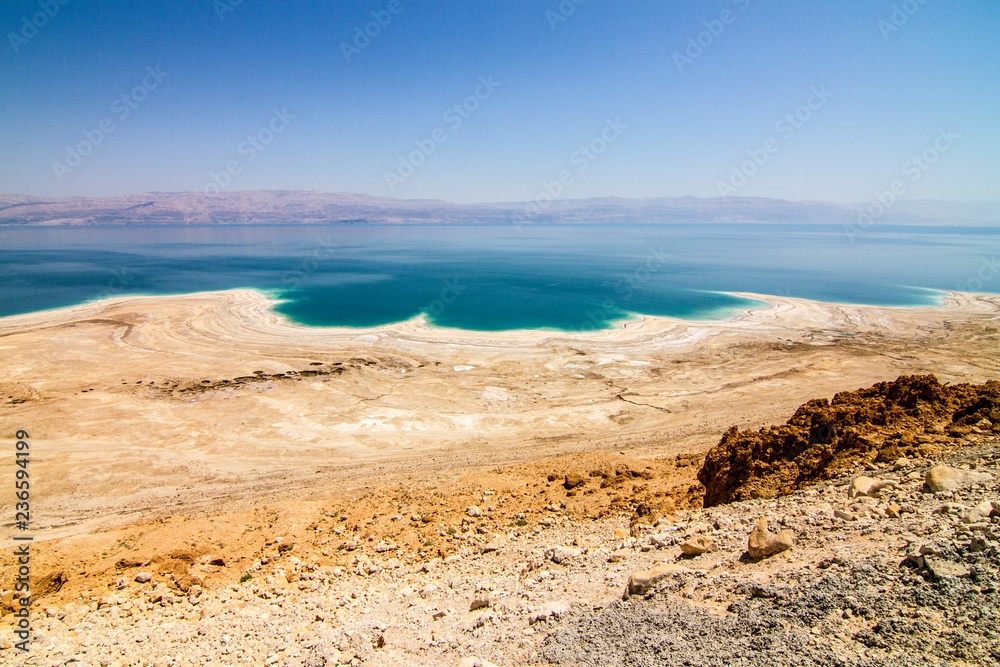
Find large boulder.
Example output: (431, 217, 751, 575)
(747, 518, 794, 559)
(925, 465, 993, 493)
(679, 535, 716, 556)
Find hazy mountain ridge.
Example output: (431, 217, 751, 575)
(0, 190, 996, 226)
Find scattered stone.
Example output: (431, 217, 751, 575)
(977, 499, 998, 517)
(134, 572, 152, 583)
(918, 542, 942, 556)
(647, 532, 675, 548)
(148, 583, 169, 603)
(917, 443, 942, 458)
(969, 536, 989, 552)
(961, 507, 986, 524)
(679, 535, 716, 556)
(458, 610, 491, 632)
(481, 534, 506, 553)
(747, 518, 794, 559)
(469, 592, 493, 611)
(199, 601, 223, 619)
(892, 457, 910, 471)
(564, 472, 586, 489)
(834, 509, 857, 521)
(528, 600, 570, 624)
(303, 638, 342, 667)
(546, 545, 582, 564)
(466, 506, 482, 518)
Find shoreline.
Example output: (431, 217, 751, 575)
(0, 284, 971, 336)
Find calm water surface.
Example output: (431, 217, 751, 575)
(1, 224, 997, 330)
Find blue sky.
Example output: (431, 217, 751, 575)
(1, 0, 997, 203)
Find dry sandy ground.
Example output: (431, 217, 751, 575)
(0, 289, 998, 613)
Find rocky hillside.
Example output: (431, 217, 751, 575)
(699, 375, 1000, 506)
(3, 440, 998, 666)
(3, 376, 999, 666)
(543, 443, 1000, 667)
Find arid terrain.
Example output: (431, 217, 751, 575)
(2, 289, 1000, 665)
(4, 190, 997, 226)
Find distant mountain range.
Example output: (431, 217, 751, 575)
(0, 191, 997, 226)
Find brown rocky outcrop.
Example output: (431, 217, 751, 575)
(699, 375, 1000, 506)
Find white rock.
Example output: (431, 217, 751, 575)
(647, 532, 676, 548)
(546, 545, 582, 564)
(925, 466, 993, 493)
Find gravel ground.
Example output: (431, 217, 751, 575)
(4, 440, 999, 667)
(543, 442, 1000, 667)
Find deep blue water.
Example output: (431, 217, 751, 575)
(0, 224, 997, 331)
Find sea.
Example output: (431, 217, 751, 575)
(0, 223, 997, 331)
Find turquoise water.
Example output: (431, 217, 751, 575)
(0, 224, 997, 331)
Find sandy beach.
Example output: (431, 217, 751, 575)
(1, 289, 998, 541)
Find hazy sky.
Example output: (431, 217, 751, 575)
(1, 0, 997, 203)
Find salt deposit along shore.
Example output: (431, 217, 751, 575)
(1, 289, 999, 665)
